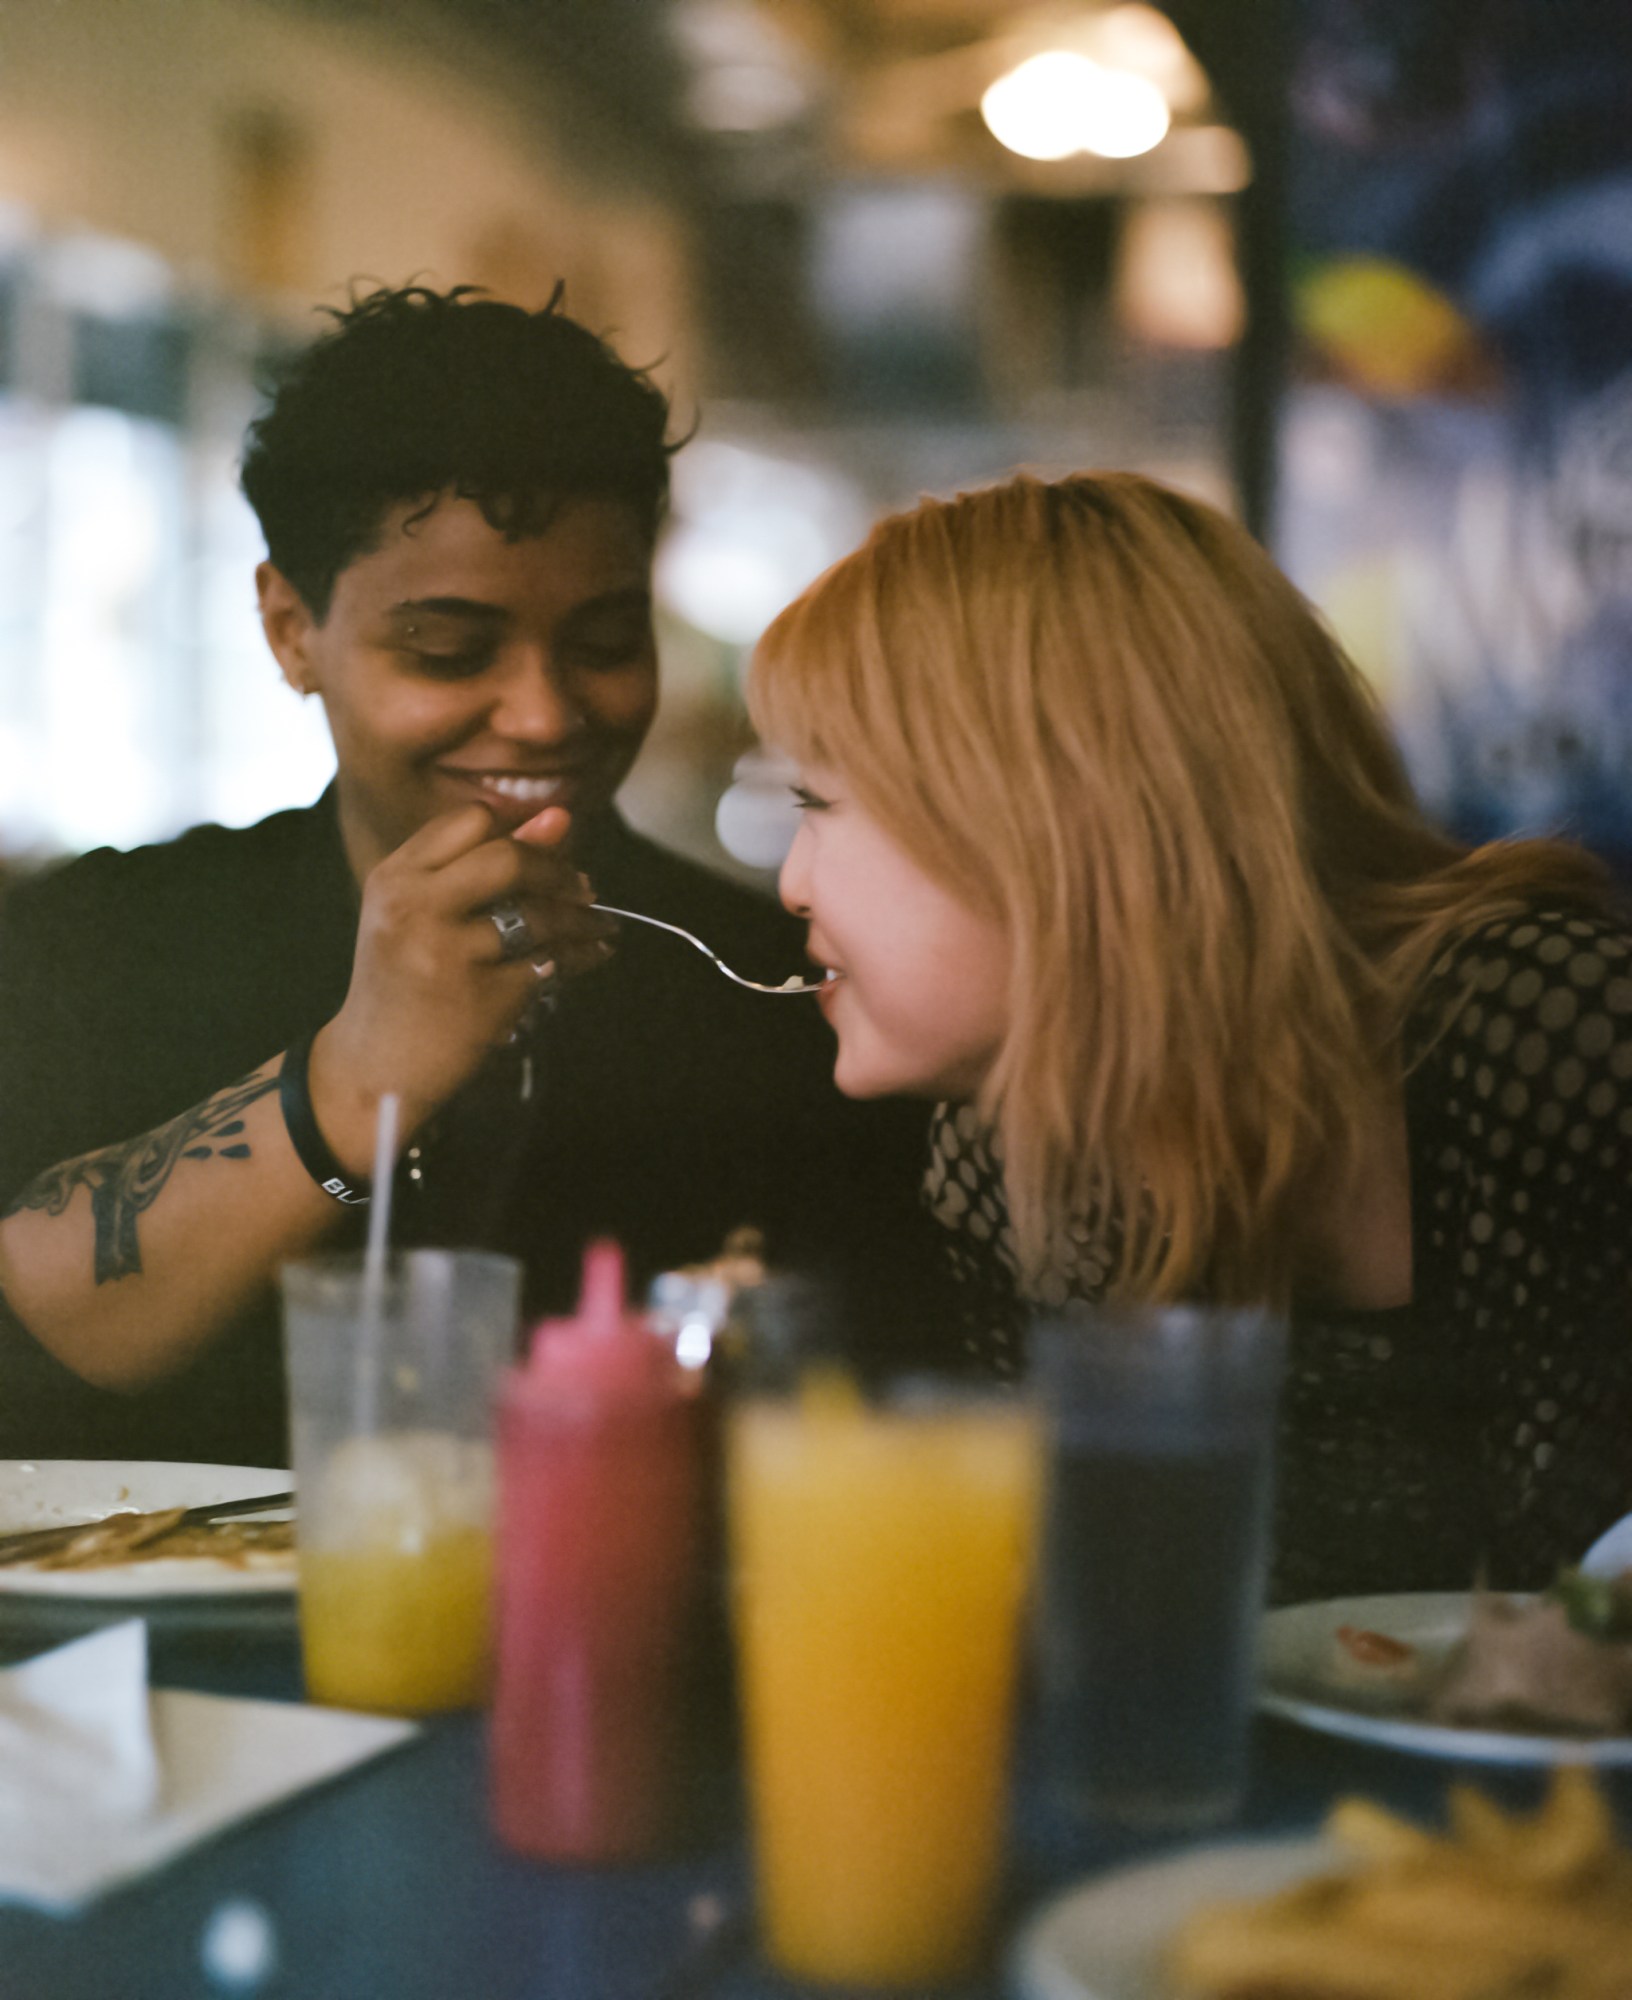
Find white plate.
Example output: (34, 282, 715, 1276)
(1259, 1592, 1632, 1767)
(0, 1461, 294, 1599)
(1010, 1836, 1332, 2000)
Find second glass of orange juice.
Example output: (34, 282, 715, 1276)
(728, 1374, 1041, 1988)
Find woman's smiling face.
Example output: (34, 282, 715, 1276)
(258, 493, 658, 881)
(777, 765, 1010, 1101)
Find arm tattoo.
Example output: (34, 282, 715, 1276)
(2, 1072, 280, 1286)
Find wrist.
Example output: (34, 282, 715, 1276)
(303, 1023, 434, 1177)
(279, 1034, 372, 1206)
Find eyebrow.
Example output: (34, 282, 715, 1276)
(387, 598, 507, 622)
(386, 587, 652, 624)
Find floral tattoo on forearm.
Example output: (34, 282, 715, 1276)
(2, 1072, 280, 1285)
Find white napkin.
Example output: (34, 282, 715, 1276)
(0, 1619, 418, 1913)
(1582, 1510, 1632, 1577)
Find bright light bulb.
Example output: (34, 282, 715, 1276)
(981, 50, 1171, 163)
(1078, 66, 1171, 158)
(981, 51, 1104, 162)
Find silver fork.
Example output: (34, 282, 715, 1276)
(594, 904, 832, 995)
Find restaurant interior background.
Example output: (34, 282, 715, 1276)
(0, 0, 1625, 887)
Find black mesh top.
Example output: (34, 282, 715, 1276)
(923, 907, 1632, 1603)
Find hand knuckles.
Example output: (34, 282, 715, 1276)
(400, 934, 459, 986)
(487, 845, 526, 893)
(519, 848, 583, 891)
(368, 880, 418, 931)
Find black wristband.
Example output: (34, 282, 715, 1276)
(279, 1033, 371, 1207)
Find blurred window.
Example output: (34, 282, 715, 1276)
(70, 313, 193, 426)
(0, 225, 332, 863)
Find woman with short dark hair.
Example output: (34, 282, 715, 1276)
(0, 284, 922, 1462)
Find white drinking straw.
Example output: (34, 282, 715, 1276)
(353, 1092, 400, 1433)
(364, 1092, 399, 1282)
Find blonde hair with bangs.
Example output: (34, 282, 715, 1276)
(750, 472, 1612, 1305)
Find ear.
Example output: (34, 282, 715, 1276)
(257, 562, 321, 695)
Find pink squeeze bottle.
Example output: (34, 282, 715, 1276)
(489, 1240, 704, 1863)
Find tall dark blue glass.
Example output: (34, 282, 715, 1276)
(1032, 1306, 1287, 1831)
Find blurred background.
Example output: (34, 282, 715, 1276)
(0, 0, 1625, 884)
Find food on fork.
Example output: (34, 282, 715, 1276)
(1169, 1766, 1632, 1999)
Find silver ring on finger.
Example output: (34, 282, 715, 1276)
(488, 898, 535, 962)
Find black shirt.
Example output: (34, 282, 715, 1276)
(924, 908, 1632, 1597)
(0, 792, 929, 1465)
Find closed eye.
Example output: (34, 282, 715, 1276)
(790, 785, 833, 812)
(401, 644, 498, 679)
(559, 592, 654, 673)
(562, 631, 652, 673)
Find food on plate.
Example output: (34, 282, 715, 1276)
(1305, 1574, 1632, 1736)
(1552, 1566, 1632, 1642)
(1430, 1589, 1632, 1735)
(667, 1226, 768, 1295)
(11, 1507, 294, 1572)
(1170, 1766, 1632, 1999)
(647, 1227, 768, 1372)
(1326, 1622, 1427, 1702)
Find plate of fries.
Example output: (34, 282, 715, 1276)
(1011, 1768, 1632, 1999)
(0, 1461, 295, 1599)
(1258, 1593, 1632, 1765)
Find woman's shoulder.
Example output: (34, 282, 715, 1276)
(9, 797, 332, 901)
(0, 797, 345, 976)
(1404, 899, 1632, 1223)
(1407, 902, 1632, 1057)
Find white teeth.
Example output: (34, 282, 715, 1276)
(479, 775, 564, 803)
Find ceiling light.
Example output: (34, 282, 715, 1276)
(982, 51, 1100, 161)
(1077, 65, 1172, 158)
(981, 50, 1171, 163)
(671, 0, 817, 135)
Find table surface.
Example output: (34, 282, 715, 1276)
(0, 1603, 1626, 2000)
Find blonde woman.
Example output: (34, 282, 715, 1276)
(750, 471, 1632, 1600)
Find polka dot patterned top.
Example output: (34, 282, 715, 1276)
(923, 906, 1632, 1603)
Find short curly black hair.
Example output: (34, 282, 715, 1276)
(239, 283, 679, 618)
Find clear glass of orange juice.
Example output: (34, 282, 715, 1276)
(728, 1373, 1041, 1988)
(282, 1249, 520, 1715)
